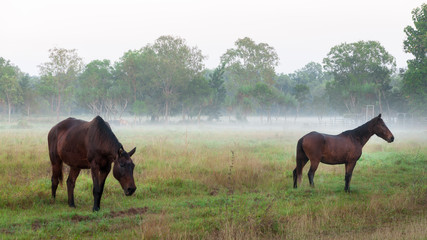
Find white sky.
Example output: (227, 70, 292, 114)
(0, 0, 424, 76)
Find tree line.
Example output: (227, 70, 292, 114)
(0, 4, 425, 123)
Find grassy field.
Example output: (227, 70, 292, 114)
(0, 123, 426, 239)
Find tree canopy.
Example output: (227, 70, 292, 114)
(402, 3, 427, 115)
(323, 41, 396, 114)
(0, 57, 21, 123)
(38, 48, 83, 120)
(148, 35, 205, 121)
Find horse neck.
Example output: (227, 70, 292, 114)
(92, 118, 121, 150)
(351, 122, 374, 147)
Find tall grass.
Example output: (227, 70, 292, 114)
(0, 125, 426, 239)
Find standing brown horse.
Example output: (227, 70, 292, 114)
(48, 116, 137, 211)
(293, 114, 394, 192)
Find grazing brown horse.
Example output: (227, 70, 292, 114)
(293, 114, 394, 192)
(48, 116, 137, 211)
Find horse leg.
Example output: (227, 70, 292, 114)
(344, 162, 356, 192)
(91, 163, 111, 212)
(67, 167, 81, 208)
(98, 169, 110, 208)
(308, 160, 320, 187)
(50, 160, 63, 199)
(293, 168, 297, 188)
(91, 165, 101, 212)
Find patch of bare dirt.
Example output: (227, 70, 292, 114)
(0, 229, 14, 235)
(70, 207, 148, 223)
(209, 188, 219, 196)
(31, 219, 46, 231)
(71, 215, 90, 222)
(109, 207, 148, 218)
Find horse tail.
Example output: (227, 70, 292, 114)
(56, 160, 64, 185)
(48, 129, 63, 186)
(293, 137, 308, 188)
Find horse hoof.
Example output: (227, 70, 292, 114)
(93, 207, 100, 212)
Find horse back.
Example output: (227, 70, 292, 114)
(300, 131, 326, 155)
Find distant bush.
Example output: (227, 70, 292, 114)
(15, 119, 31, 129)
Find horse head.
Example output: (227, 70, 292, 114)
(113, 147, 137, 196)
(372, 114, 394, 143)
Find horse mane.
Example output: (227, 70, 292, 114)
(88, 116, 122, 152)
(341, 116, 377, 143)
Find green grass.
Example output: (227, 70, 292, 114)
(0, 125, 426, 239)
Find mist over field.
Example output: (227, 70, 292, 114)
(0, 114, 426, 239)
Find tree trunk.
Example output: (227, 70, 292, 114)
(182, 105, 186, 121)
(383, 90, 391, 118)
(8, 101, 11, 124)
(5, 92, 11, 123)
(51, 96, 54, 114)
(165, 101, 169, 122)
(132, 79, 137, 103)
(378, 90, 383, 114)
(350, 94, 356, 113)
(118, 99, 128, 118)
(197, 107, 202, 124)
(56, 92, 61, 121)
(294, 103, 300, 122)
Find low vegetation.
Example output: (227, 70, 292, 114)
(0, 124, 426, 239)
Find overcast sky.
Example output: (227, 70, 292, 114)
(0, 0, 424, 76)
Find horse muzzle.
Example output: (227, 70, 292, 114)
(125, 187, 136, 196)
(388, 136, 394, 143)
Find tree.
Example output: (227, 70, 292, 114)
(19, 74, 39, 117)
(0, 58, 22, 123)
(221, 37, 279, 120)
(276, 92, 297, 120)
(387, 72, 408, 113)
(293, 84, 310, 119)
(288, 62, 332, 119)
(206, 64, 226, 120)
(402, 3, 427, 115)
(252, 82, 278, 123)
(148, 35, 205, 121)
(105, 77, 130, 120)
(76, 60, 113, 116)
(275, 73, 293, 95)
(323, 41, 396, 114)
(115, 50, 144, 104)
(113, 47, 158, 120)
(234, 85, 254, 121)
(290, 62, 325, 87)
(133, 47, 160, 120)
(181, 75, 211, 122)
(38, 74, 56, 114)
(39, 48, 83, 120)
(221, 37, 279, 87)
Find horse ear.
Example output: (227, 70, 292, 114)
(118, 147, 124, 157)
(128, 147, 136, 157)
(378, 113, 382, 118)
